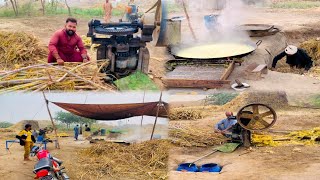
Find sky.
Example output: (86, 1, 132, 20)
(0, 91, 168, 126)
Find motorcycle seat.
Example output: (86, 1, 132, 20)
(33, 158, 52, 173)
(52, 156, 63, 166)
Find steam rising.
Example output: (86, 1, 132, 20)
(178, 0, 253, 44)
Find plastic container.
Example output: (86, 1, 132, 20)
(204, 15, 219, 29)
(199, 163, 222, 172)
(37, 135, 44, 142)
(176, 163, 198, 172)
(100, 129, 106, 136)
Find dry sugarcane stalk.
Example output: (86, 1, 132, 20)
(45, 64, 115, 91)
(0, 64, 47, 79)
(0, 61, 116, 92)
(0, 77, 49, 86)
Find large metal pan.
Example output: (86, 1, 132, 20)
(170, 40, 262, 59)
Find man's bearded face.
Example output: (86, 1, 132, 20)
(65, 22, 77, 36)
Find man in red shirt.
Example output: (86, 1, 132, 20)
(48, 18, 90, 65)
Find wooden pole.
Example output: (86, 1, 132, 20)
(150, 92, 162, 140)
(181, 0, 197, 41)
(140, 90, 146, 127)
(42, 91, 60, 149)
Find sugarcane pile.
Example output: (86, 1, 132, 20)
(300, 39, 320, 65)
(288, 127, 320, 145)
(252, 134, 279, 147)
(169, 108, 203, 120)
(0, 61, 116, 93)
(0, 31, 48, 70)
(252, 127, 320, 147)
(74, 140, 171, 180)
(169, 127, 226, 147)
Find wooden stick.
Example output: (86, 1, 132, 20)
(42, 91, 60, 149)
(150, 92, 163, 140)
(220, 60, 235, 80)
(181, 0, 197, 41)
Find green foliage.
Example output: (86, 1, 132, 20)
(0, 2, 124, 18)
(20, 1, 36, 16)
(205, 93, 238, 105)
(310, 94, 320, 107)
(54, 111, 96, 128)
(271, 1, 320, 9)
(115, 71, 159, 91)
(0, 121, 13, 128)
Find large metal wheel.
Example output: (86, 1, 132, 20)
(153, 0, 167, 46)
(94, 26, 137, 36)
(236, 103, 277, 131)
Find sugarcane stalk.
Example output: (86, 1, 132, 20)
(0, 77, 48, 86)
(0, 64, 47, 79)
(45, 64, 116, 92)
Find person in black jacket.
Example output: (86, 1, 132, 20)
(271, 45, 313, 72)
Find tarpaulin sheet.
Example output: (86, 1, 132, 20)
(52, 101, 168, 120)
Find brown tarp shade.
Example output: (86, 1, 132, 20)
(52, 101, 168, 120)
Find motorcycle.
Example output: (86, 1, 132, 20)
(30, 139, 70, 180)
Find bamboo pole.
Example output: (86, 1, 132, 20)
(42, 91, 60, 149)
(150, 91, 163, 140)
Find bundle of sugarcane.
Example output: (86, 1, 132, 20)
(0, 31, 48, 69)
(81, 35, 92, 48)
(169, 127, 226, 147)
(169, 108, 203, 120)
(0, 61, 116, 93)
(73, 140, 171, 180)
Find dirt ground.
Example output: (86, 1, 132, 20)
(0, 136, 89, 180)
(168, 106, 320, 180)
(0, 123, 167, 179)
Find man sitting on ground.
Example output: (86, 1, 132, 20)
(48, 17, 90, 65)
(214, 112, 237, 138)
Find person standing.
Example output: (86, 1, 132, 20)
(16, 124, 36, 161)
(74, 125, 79, 141)
(103, 0, 113, 23)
